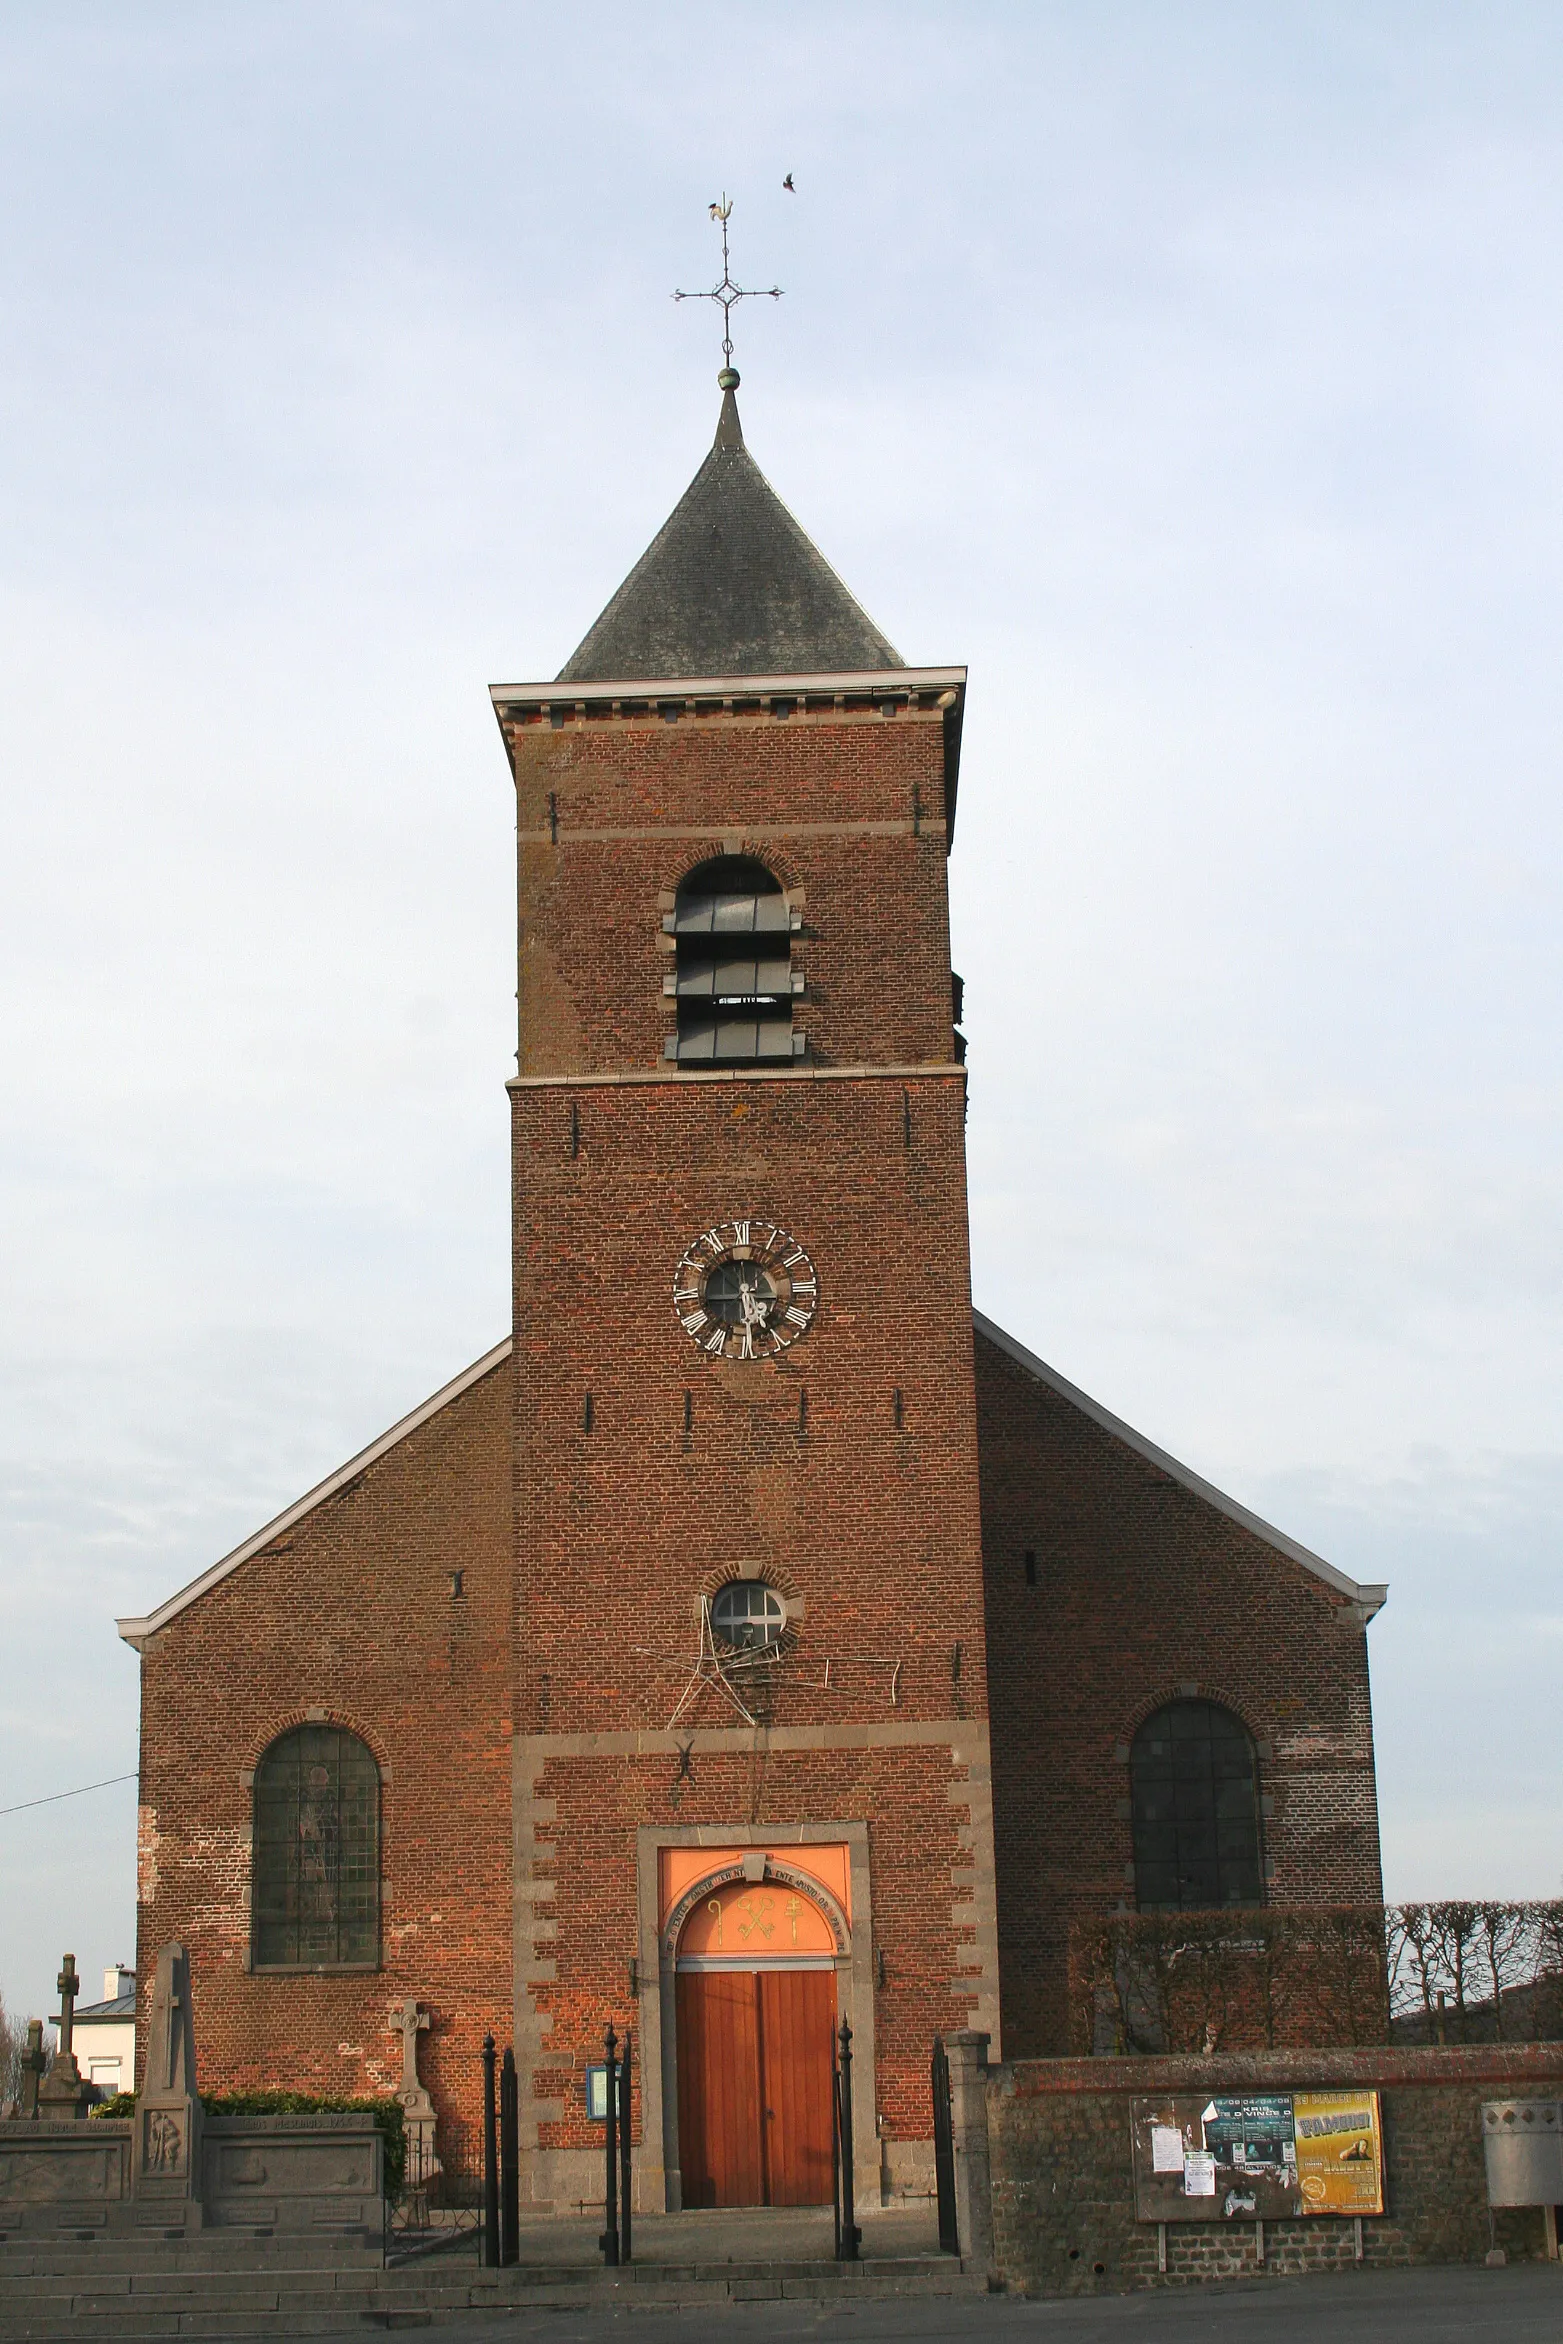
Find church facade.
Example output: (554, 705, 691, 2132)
(120, 377, 1387, 2214)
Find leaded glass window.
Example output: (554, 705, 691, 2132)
(252, 1725, 380, 1968)
(1130, 1700, 1263, 1911)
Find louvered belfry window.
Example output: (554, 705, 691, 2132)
(1130, 1700, 1263, 1911)
(252, 1725, 380, 1968)
(669, 856, 798, 1064)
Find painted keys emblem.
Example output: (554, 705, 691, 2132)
(673, 1219, 818, 1360)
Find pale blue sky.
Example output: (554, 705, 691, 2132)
(3, 2, 1562, 2023)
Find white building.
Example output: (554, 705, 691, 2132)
(73, 1965, 135, 2098)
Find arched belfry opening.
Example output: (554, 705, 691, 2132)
(668, 856, 800, 1066)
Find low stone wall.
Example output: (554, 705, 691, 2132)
(0, 2121, 132, 2225)
(0, 2112, 381, 2237)
(203, 2113, 383, 2230)
(987, 2045, 1563, 2295)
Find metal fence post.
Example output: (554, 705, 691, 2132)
(500, 2047, 520, 2266)
(619, 2029, 633, 2264)
(932, 2036, 959, 2254)
(837, 2017, 860, 2261)
(481, 2034, 498, 2270)
(602, 2025, 620, 2267)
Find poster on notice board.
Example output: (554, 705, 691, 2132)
(1130, 2091, 1383, 2222)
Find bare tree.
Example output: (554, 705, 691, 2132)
(0, 1989, 27, 2112)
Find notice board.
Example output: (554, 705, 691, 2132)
(1130, 2090, 1384, 2222)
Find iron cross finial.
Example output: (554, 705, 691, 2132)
(673, 194, 782, 385)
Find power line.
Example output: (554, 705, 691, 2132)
(0, 1772, 137, 1818)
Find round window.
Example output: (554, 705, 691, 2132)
(703, 1261, 777, 1327)
(710, 1580, 786, 1650)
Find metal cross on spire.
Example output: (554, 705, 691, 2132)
(674, 195, 782, 385)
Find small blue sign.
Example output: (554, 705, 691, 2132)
(585, 2064, 609, 2121)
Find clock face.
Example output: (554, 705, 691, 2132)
(673, 1219, 818, 1360)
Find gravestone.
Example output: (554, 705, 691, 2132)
(37, 1955, 93, 2118)
(16, 2019, 47, 2119)
(391, 1999, 441, 2198)
(132, 1941, 204, 2224)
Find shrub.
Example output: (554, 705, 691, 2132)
(1068, 1899, 1563, 2055)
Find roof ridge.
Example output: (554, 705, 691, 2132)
(971, 1310, 1387, 1619)
(115, 1339, 514, 1649)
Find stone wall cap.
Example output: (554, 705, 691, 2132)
(1007, 2045, 1563, 2095)
(1, 2118, 132, 2136)
(203, 2111, 382, 2133)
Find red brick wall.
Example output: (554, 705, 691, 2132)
(505, 697, 996, 2182)
(506, 709, 957, 1075)
(134, 1359, 513, 2180)
(527, 1747, 983, 2159)
(974, 1328, 1383, 2059)
(130, 672, 1389, 2199)
(511, 1075, 987, 1740)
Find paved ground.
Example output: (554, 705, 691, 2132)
(263, 2265, 1562, 2344)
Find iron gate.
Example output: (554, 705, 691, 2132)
(931, 2035, 959, 2255)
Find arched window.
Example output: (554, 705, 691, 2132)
(252, 1725, 380, 1969)
(1130, 1700, 1263, 1912)
(667, 857, 799, 1064)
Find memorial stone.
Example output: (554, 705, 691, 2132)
(37, 1954, 92, 2117)
(17, 2018, 47, 2119)
(391, 1999, 441, 2197)
(132, 1941, 204, 2223)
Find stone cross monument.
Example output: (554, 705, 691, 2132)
(131, 1943, 204, 2224)
(390, 2000, 440, 2194)
(38, 1954, 92, 2117)
(14, 2019, 46, 2119)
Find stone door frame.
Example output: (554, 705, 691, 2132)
(636, 1820, 877, 2214)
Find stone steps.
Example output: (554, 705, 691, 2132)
(0, 2251, 985, 2338)
(0, 2237, 386, 2275)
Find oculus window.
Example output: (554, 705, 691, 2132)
(1130, 1700, 1263, 1911)
(252, 1724, 380, 1968)
(710, 1580, 786, 1651)
(669, 858, 798, 1064)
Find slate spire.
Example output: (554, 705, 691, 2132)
(557, 372, 903, 683)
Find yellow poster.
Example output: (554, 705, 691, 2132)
(1292, 2090, 1384, 2216)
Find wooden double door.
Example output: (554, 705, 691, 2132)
(675, 1966, 836, 2207)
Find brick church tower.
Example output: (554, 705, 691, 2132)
(120, 357, 1387, 2218)
(495, 371, 992, 2210)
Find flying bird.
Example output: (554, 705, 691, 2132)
(782, 173, 795, 192)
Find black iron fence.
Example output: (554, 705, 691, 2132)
(930, 2035, 958, 2256)
(479, 2026, 632, 2268)
(831, 2017, 860, 2263)
(601, 2025, 632, 2268)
